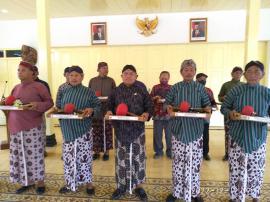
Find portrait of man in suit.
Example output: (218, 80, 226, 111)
(93, 25, 105, 40)
(192, 23, 205, 38)
(190, 18, 207, 42)
(91, 22, 107, 45)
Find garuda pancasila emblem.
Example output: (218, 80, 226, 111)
(136, 16, 158, 37)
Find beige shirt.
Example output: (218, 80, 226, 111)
(88, 76, 116, 97)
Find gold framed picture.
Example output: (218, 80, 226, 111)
(91, 22, 107, 45)
(190, 18, 207, 42)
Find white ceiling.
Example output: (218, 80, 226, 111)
(0, 0, 269, 20)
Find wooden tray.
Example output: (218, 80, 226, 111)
(0, 106, 23, 110)
(239, 115, 270, 123)
(49, 114, 83, 119)
(107, 115, 141, 122)
(159, 99, 166, 103)
(98, 96, 108, 100)
(174, 112, 208, 118)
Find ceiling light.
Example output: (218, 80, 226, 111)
(1, 9, 8, 13)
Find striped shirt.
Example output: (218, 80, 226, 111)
(56, 82, 71, 108)
(59, 84, 101, 142)
(165, 81, 210, 144)
(221, 83, 270, 154)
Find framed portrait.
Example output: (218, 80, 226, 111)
(190, 18, 207, 42)
(91, 22, 107, 45)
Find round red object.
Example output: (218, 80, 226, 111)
(241, 105, 254, 116)
(5, 95, 16, 106)
(179, 101, 190, 112)
(116, 103, 128, 116)
(95, 91, 101, 97)
(64, 103, 76, 114)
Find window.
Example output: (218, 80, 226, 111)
(5, 50, 21, 57)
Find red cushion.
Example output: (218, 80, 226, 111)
(179, 101, 190, 112)
(64, 103, 75, 114)
(241, 105, 254, 116)
(5, 95, 16, 106)
(116, 103, 128, 116)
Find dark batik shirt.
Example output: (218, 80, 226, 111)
(221, 83, 270, 154)
(165, 81, 210, 144)
(150, 83, 172, 120)
(107, 82, 153, 145)
(60, 84, 101, 142)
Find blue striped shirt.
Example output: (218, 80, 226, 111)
(165, 81, 210, 144)
(221, 83, 270, 154)
(60, 84, 101, 142)
(56, 82, 71, 108)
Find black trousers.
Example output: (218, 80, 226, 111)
(203, 123, 209, 156)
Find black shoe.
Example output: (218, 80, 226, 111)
(111, 188, 125, 200)
(134, 187, 148, 201)
(192, 196, 204, 202)
(36, 186, 45, 195)
(46, 133, 57, 147)
(166, 193, 177, 202)
(93, 153, 100, 160)
(103, 154, 109, 161)
(166, 153, 172, 159)
(203, 154, 211, 161)
(86, 187, 95, 195)
(15, 185, 34, 194)
(59, 186, 71, 194)
(44, 151, 48, 157)
(229, 200, 236, 202)
(222, 154, 228, 161)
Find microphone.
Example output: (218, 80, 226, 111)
(1, 81, 8, 100)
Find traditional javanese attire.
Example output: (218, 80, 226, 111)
(165, 81, 210, 201)
(221, 83, 270, 201)
(59, 84, 101, 191)
(8, 81, 53, 186)
(107, 82, 153, 193)
(88, 76, 116, 153)
(218, 79, 244, 157)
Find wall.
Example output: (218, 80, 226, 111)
(0, 9, 270, 48)
(0, 9, 269, 126)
